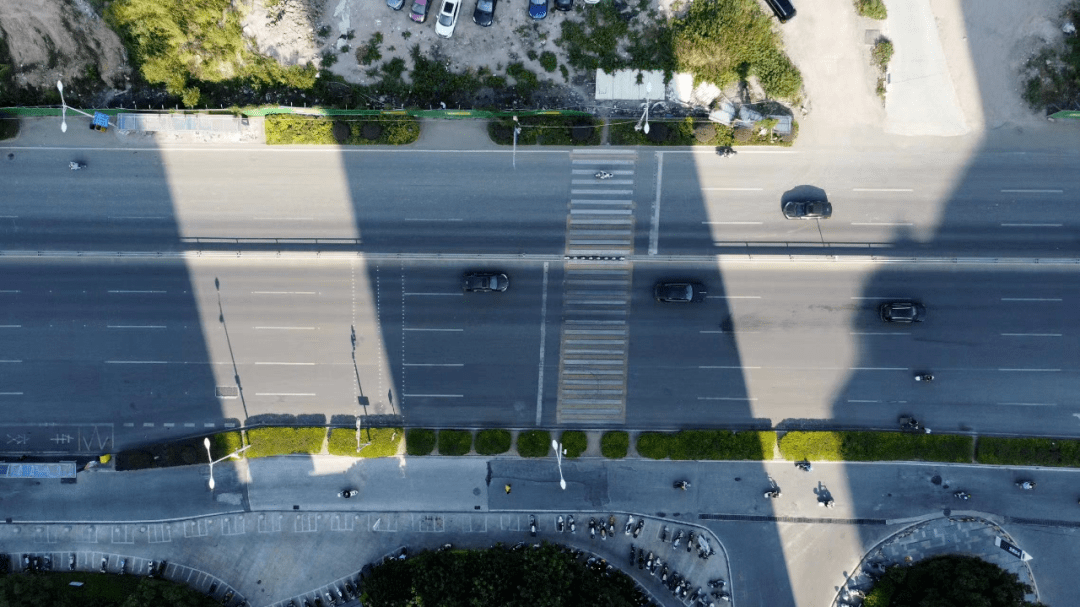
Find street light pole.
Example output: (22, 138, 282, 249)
(203, 437, 251, 492)
(551, 439, 567, 490)
(635, 81, 653, 135)
(56, 80, 67, 133)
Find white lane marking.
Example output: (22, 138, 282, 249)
(255, 392, 316, 396)
(649, 151, 663, 255)
(403, 363, 465, 367)
(850, 367, 908, 371)
(535, 261, 549, 425)
(251, 291, 317, 295)
(1001, 298, 1061, 302)
(254, 362, 316, 366)
(1001, 223, 1063, 227)
(571, 189, 634, 194)
(0, 215, 18, 218)
(852, 188, 914, 192)
(1000, 189, 1063, 193)
(404, 218, 464, 222)
(851, 222, 914, 226)
(252, 216, 314, 221)
(204, 422, 216, 427)
(109, 216, 168, 220)
(702, 187, 764, 191)
(404, 292, 463, 297)
(0, 325, 22, 328)
(703, 221, 764, 225)
(998, 402, 1057, 406)
(851, 332, 910, 336)
(105, 360, 168, 364)
(700, 330, 761, 334)
(0, 290, 21, 293)
(163, 422, 175, 427)
(1001, 333, 1062, 337)
(851, 297, 909, 300)
(255, 326, 316, 330)
(0, 360, 22, 363)
(403, 394, 464, 398)
(405, 328, 464, 332)
(697, 396, 758, 401)
(706, 295, 761, 299)
(184, 423, 196, 427)
(699, 365, 762, 370)
(108, 325, 166, 329)
(108, 290, 166, 294)
(572, 179, 633, 185)
(0, 392, 24, 396)
(998, 368, 1061, 372)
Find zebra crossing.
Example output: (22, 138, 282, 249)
(556, 150, 638, 424)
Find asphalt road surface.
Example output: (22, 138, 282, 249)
(1, 255, 1076, 452)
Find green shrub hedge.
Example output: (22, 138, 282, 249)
(560, 431, 588, 458)
(406, 428, 437, 456)
(517, 430, 552, 457)
(476, 429, 513, 455)
(637, 432, 675, 460)
(670, 430, 774, 460)
(488, 115, 600, 146)
(438, 429, 474, 456)
(601, 431, 629, 459)
(328, 427, 403, 458)
(265, 114, 420, 145)
(246, 427, 325, 458)
(778, 431, 972, 463)
(976, 437, 1080, 467)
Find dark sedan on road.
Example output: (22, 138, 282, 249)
(654, 281, 707, 303)
(463, 272, 509, 292)
(473, 0, 496, 25)
(783, 200, 832, 219)
(879, 302, 926, 323)
(410, 0, 431, 22)
(528, 0, 548, 19)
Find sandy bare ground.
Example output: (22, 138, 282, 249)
(0, 0, 130, 98)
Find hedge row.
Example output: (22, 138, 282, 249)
(265, 114, 420, 145)
(637, 430, 776, 460)
(778, 431, 972, 464)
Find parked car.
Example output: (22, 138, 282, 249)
(388, 0, 406, 10)
(554, 0, 573, 10)
(462, 272, 509, 292)
(435, 0, 461, 36)
(654, 281, 707, 303)
(879, 302, 926, 323)
(528, 0, 548, 19)
(409, 0, 431, 22)
(764, 0, 796, 22)
(473, 0, 496, 25)
(783, 200, 832, 219)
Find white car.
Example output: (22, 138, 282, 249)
(435, 0, 461, 37)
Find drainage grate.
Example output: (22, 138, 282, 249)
(216, 386, 239, 398)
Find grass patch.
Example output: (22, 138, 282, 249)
(328, 427, 403, 457)
(601, 431, 629, 459)
(475, 429, 513, 455)
(265, 114, 420, 145)
(560, 431, 588, 458)
(778, 431, 972, 463)
(556, 1, 675, 74)
(438, 429, 474, 456)
(356, 32, 384, 66)
(246, 427, 325, 458)
(976, 437, 1080, 467)
(517, 430, 552, 458)
(670, 430, 774, 460)
(637, 432, 675, 460)
(854, 0, 887, 19)
(488, 115, 600, 145)
(407, 428, 437, 455)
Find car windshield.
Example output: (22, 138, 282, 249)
(477, 0, 492, 9)
(412, 0, 425, 12)
(440, 12, 452, 23)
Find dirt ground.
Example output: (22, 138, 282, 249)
(0, 0, 130, 99)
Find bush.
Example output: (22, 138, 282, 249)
(476, 429, 513, 455)
(670, 430, 774, 460)
(407, 428, 437, 455)
(328, 427, 403, 457)
(266, 114, 420, 145)
(487, 114, 600, 146)
(560, 431, 588, 458)
(539, 51, 558, 73)
(0, 112, 19, 140)
(976, 437, 1080, 467)
(601, 431, 629, 459)
(854, 0, 887, 19)
(778, 431, 972, 463)
(517, 430, 552, 457)
(871, 39, 894, 72)
(246, 427, 325, 458)
(637, 432, 675, 460)
(438, 429, 474, 456)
